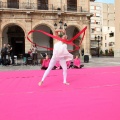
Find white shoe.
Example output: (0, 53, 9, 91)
(38, 81, 43, 86)
(63, 82, 70, 85)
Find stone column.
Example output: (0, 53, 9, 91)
(83, 20, 90, 56)
(25, 19, 33, 53)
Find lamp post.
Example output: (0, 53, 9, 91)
(54, 20, 67, 30)
(95, 35, 102, 57)
(54, 20, 67, 37)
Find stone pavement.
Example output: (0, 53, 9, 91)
(0, 57, 120, 71)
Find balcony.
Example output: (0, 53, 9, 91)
(64, 5, 88, 12)
(0, 2, 53, 10)
(0, 2, 89, 13)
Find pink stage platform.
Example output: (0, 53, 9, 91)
(0, 67, 120, 120)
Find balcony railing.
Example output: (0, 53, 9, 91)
(0, 2, 53, 10)
(0, 2, 88, 13)
(64, 5, 88, 12)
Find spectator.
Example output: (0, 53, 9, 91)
(41, 55, 50, 70)
(1, 44, 7, 65)
(28, 49, 32, 57)
(7, 43, 14, 65)
(73, 55, 84, 69)
(52, 61, 62, 70)
(31, 44, 38, 65)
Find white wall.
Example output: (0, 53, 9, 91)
(102, 26, 115, 52)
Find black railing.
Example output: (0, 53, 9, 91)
(0, 2, 53, 10)
(7, 2, 19, 9)
(67, 4, 77, 11)
(64, 5, 88, 12)
(0, 2, 87, 12)
(38, 3, 49, 10)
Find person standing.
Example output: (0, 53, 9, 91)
(31, 44, 38, 65)
(7, 43, 14, 65)
(1, 44, 7, 65)
(38, 29, 73, 86)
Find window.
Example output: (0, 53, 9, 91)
(67, 0, 77, 11)
(91, 20, 95, 24)
(96, 6, 100, 10)
(105, 35, 106, 40)
(7, 0, 19, 8)
(38, 0, 48, 10)
(105, 43, 107, 47)
(109, 42, 114, 46)
(109, 32, 114, 37)
(91, 35, 95, 39)
(96, 22, 100, 24)
(96, 13, 100, 17)
(91, 28, 95, 33)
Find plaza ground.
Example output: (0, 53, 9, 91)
(0, 57, 120, 71)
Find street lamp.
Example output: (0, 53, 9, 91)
(54, 20, 67, 30)
(95, 35, 102, 57)
(54, 23, 57, 29)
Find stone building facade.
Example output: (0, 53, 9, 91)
(114, 0, 120, 57)
(0, 0, 92, 58)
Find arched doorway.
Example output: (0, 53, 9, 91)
(2, 25, 25, 57)
(66, 26, 80, 56)
(33, 25, 53, 58)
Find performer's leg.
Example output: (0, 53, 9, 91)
(59, 59, 69, 85)
(38, 58, 56, 86)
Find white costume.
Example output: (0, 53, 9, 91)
(41, 41, 73, 83)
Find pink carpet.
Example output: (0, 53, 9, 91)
(0, 67, 120, 120)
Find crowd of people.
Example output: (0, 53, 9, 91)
(0, 43, 84, 69)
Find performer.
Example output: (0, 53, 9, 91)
(38, 29, 73, 86)
(41, 55, 50, 70)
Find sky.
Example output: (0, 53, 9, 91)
(95, 0, 114, 3)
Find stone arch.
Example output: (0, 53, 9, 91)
(2, 24, 25, 57)
(32, 23, 54, 58)
(66, 25, 82, 56)
(1, 22, 26, 35)
(32, 22, 54, 34)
